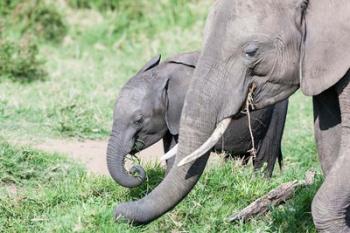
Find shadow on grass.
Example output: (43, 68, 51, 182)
(269, 175, 323, 233)
(128, 164, 165, 200)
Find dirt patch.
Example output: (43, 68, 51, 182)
(20, 139, 224, 176)
(29, 139, 164, 175)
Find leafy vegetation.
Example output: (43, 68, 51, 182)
(2, 0, 67, 43)
(15, 0, 68, 43)
(0, 38, 46, 82)
(0, 0, 22, 16)
(0, 0, 69, 83)
(67, 0, 122, 11)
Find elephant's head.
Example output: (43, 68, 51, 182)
(107, 52, 199, 188)
(114, 0, 350, 224)
(178, 0, 350, 165)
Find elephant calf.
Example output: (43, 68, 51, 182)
(107, 51, 288, 188)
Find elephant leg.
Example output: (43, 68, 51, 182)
(162, 132, 178, 174)
(313, 88, 341, 176)
(254, 100, 288, 177)
(312, 72, 350, 232)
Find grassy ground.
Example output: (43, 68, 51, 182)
(0, 127, 320, 233)
(0, 0, 320, 232)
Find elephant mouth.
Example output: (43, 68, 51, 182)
(130, 138, 145, 155)
(177, 84, 257, 167)
(127, 139, 148, 182)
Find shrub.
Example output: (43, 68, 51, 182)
(0, 0, 21, 16)
(11, 0, 68, 43)
(0, 38, 47, 83)
(67, 0, 120, 11)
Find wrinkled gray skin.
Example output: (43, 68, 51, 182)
(115, 0, 350, 231)
(107, 51, 287, 188)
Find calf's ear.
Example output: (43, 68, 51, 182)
(301, 0, 350, 96)
(163, 79, 182, 136)
(137, 54, 161, 74)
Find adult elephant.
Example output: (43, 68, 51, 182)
(115, 0, 350, 231)
(107, 51, 286, 188)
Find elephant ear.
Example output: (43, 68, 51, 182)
(137, 54, 161, 74)
(163, 53, 198, 135)
(167, 51, 200, 68)
(301, 0, 350, 96)
(164, 80, 184, 135)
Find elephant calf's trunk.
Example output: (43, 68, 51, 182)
(107, 137, 146, 188)
(114, 111, 216, 224)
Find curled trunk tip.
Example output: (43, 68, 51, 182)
(107, 139, 146, 188)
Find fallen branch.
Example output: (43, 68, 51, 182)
(227, 170, 316, 222)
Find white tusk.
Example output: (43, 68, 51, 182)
(160, 144, 178, 161)
(178, 118, 232, 167)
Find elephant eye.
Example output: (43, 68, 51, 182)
(244, 43, 259, 58)
(134, 115, 144, 126)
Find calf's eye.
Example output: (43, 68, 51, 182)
(134, 115, 144, 126)
(244, 43, 259, 58)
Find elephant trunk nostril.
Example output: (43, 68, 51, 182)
(129, 165, 146, 182)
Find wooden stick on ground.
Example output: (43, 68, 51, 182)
(227, 170, 316, 223)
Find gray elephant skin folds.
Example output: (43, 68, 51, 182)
(110, 0, 350, 230)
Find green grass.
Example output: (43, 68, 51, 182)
(0, 134, 320, 232)
(0, 0, 321, 232)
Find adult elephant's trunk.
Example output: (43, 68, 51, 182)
(107, 132, 146, 188)
(114, 56, 248, 224)
(114, 118, 213, 224)
(312, 73, 350, 232)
